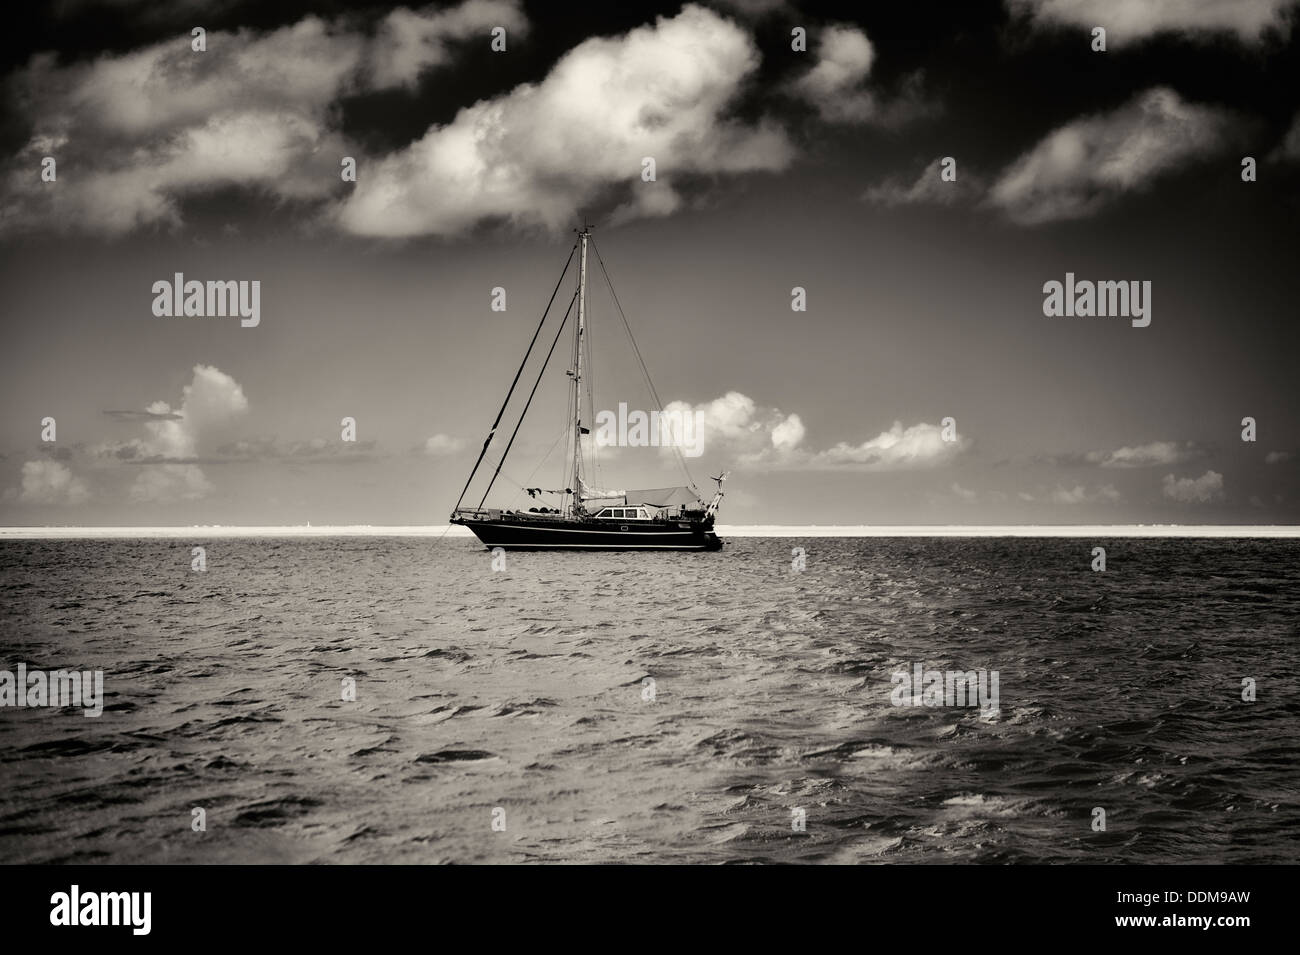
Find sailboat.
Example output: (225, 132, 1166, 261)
(450, 227, 726, 551)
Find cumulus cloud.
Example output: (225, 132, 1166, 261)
(769, 413, 806, 451)
(1085, 440, 1205, 468)
(988, 87, 1237, 224)
(787, 25, 877, 123)
(369, 1, 529, 89)
(338, 5, 793, 237)
(1, 2, 527, 235)
(1050, 483, 1121, 505)
(1162, 469, 1225, 503)
(1007, 0, 1297, 45)
(651, 392, 967, 471)
(1265, 450, 1294, 464)
(785, 26, 935, 128)
(799, 420, 968, 470)
(17, 460, 90, 505)
(98, 364, 249, 501)
(129, 463, 214, 503)
(136, 365, 249, 460)
(657, 392, 800, 459)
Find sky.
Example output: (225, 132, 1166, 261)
(1, 0, 1298, 526)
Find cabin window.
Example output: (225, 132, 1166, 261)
(598, 506, 648, 519)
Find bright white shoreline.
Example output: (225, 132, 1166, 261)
(1, 524, 1297, 539)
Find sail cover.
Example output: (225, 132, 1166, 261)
(578, 479, 698, 507)
(625, 486, 700, 507)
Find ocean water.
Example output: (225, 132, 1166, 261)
(0, 536, 1296, 864)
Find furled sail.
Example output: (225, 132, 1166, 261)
(577, 478, 626, 500)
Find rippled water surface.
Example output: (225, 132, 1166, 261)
(1, 537, 1297, 864)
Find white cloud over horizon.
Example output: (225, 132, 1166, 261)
(1086, 440, 1205, 468)
(16, 460, 90, 506)
(97, 365, 249, 503)
(658, 391, 969, 471)
(129, 462, 215, 503)
(1162, 469, 1225, 504)
(1050, 483, 1122, 505)
(424, 433, 466, 456)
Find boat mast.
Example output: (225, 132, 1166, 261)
(572, 227, 590, 515)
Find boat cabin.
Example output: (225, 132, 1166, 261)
(593, 506, 652, 521)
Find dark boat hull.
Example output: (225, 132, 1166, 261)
(456, 516, 722, 551)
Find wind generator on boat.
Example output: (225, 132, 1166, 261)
(449, 228, 726, 551)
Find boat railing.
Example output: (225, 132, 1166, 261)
(451, 507, 500, 521)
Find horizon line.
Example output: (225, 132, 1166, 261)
(2, 524, 1298, 539)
